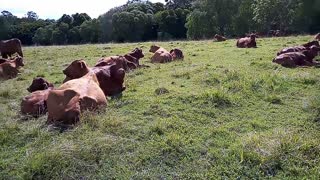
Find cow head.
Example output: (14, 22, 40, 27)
(130, 48, 144, 59)
(14, 56, 24, 67)
(149, 45, 160, 53)
(63, 60, 89, 81)
(27, 77, 54, 92)
(250, 34, 257, 40)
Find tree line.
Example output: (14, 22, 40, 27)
(0, 0, 319, 45)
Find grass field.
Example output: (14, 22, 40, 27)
(1, 36, 320, 179)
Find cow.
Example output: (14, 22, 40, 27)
(214, 34, 227, 42)
(149, 45, 173, 63)
(62, 59, 90, 83)
(47, 72, 107, 125)
(95, 48, 146, 71)
(170, 48, 184, 60)
(277, 41, 319, 56)
(0, 56, 24, 79)
(236, 34, 257, 48)
(0, 38, 23, 58)
(315, 33, 320, 41)
(272, 50, 318, 68)
(64, 59, 126, 97)
(27, 77, 54, 93)
(21, 78, 54, 117)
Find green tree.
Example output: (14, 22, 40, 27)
(252, 0, 302, 31)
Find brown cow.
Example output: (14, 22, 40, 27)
(27, 77, 54, 92)
(149, 45, 172, 63)
(95, 48, 146, 71)
(64, 59, 126, 97)
(236, 34, 257, 48)
(314, 33, 320, 41)
(277, 41, 319, 56)
(170, 48, 184, 60)
(0, 56, 24, 79)
(272, 50, 318, 68)
(0, 38, 23, 58)
(47, 72, 107, 125)
(214, 34, 227, 42)
(21, 78, 54, 117)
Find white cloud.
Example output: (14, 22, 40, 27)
(0, 0, 165, 19)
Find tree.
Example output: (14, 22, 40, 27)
(79, 19, 101, 43)
(1, 10, 13, 17)
(0, 16, 10, 40)
(252, 0, 302, 31)
(165, 0, 193, 9)
(72, 13, 91, 27)
(155, 8, 190, 39)
(185, 10, 215, 39)
(26, 11, 39, 20)
(112, 10, 151, 42)
(57, 14, 73, 25)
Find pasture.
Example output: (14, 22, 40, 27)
(1, 36, 320, 179)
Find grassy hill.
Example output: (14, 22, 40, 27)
(1, 36, 320, 179)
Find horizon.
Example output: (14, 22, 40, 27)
(0, 0, 166, 20)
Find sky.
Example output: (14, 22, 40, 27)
(0, 0, 166, 19)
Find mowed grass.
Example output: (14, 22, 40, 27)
(1, 36, 320, 179)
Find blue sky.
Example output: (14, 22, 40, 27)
(0, 0, 166, 19)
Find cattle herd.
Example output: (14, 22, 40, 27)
(0, 33, 319, 126)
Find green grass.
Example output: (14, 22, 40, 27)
(1, 36, 320, 179)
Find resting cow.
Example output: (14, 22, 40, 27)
(0, 38, 23, 58)
(21, 79, 54, 117)
(170, 48, 184, 60)
(0, 56, 24, 79)
(149, 45, 172, 63)
(214, 34, 227, 42)
(315, 33, 320, 41)
(236, 34, 257, 48)
(63, 59, 126, 97)
(277, 41, 319, 56)
(47, 72, 107, 125)
(272, 50, 318, 68)
(96, 48, 145, 71)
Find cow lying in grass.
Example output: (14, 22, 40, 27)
(96, 48, 146, 71)
(63, 59, 126, 97)
(214, 34, 227, 42)
(277, 41, 320, 56)
(0, 56, 24, 79)
(236, 34, 257, 48)
(47, 72, 107, 125)
(273, 46, 320, 68)
(149, 45, 173, 63)
(21, 78, 54, 117)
